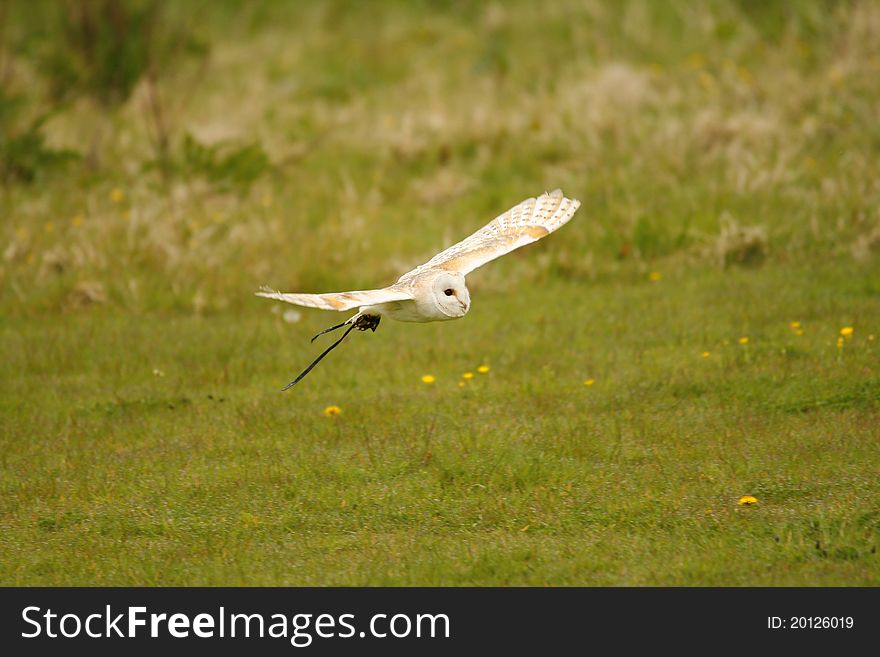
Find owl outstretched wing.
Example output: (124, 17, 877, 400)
(255, 286, 413, 312)
(256, 189, 578, 310)
(397, 189, 580, 282)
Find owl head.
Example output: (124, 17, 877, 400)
(430, 271, 470, 318)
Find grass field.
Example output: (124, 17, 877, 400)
(1, 1, 879, 585)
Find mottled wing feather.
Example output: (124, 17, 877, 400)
(256, 189, 578, 312)
(398, 189, 580, 281)
(255, 286, 413, 312)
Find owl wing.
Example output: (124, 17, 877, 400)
(255, 286, 413, 312)
(397, 189, 580, 282)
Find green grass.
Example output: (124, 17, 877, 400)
(1, 0, 879, 585)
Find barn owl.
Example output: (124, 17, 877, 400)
(258, 189, 580, 388)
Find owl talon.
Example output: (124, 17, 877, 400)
(354, 314, 381, 332)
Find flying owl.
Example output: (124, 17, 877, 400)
(258, 189, 581, 388)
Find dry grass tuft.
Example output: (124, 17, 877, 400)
(714, 214, 768, 268)
(67, 280, 107, 308)
(851, 223, 880, 262)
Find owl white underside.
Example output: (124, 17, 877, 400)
(257, 189, 581, 322)
(360, 297, 441, 323)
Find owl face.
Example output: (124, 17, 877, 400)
(430, 271, 470, 318)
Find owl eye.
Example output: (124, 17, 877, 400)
(444, 288, 454, 296)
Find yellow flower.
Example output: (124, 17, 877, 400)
(71, 215, 84, 227)
(738, 336, 749, 345)
(840, 326, 854, 337)
(462, 372, 474, 380)
(583, 379, 595, 386)
(457, 381, 465, 388)
(789, 321, 801, 329)
(477, 365, 490, 374)
(323, 405, 342, 417)
(110, 188, 125, 204)
(794, 329, 804, 336)
(648, 271, 662, 282)
(737, 495, 758, 506)
(701, 351, 711, 358)
(836, 337, 844, 349)
(421, 374, 435, 384)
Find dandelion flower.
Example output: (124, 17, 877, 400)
(323, 405, 342, 417)
(794, 329, 804, 336)
(477, 365, 490, 374)
(701, 351, 711, 358)
(110, 188, 125, 204)
(840, 326, 854, 337)
(462, 372, 474, 380)
(457, 381, 465, 388)
(738, 495, 758, 506)
(583, 379, 595, 386)
(648, 271, 662, 282)
(789, 321, 801, 329)
(738, 336, 749, 345)
(421, 374, 436, 384)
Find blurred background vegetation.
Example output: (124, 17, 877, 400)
(2, 0, 878, 316)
